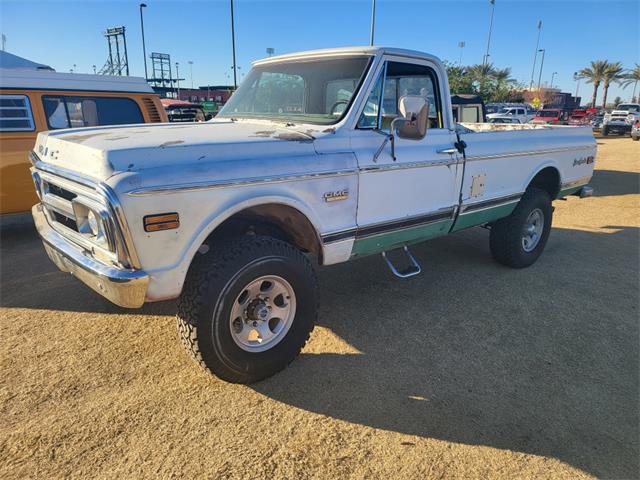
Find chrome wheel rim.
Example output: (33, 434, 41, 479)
(522, 208, 544, 252)
(229, 275, 296, 352)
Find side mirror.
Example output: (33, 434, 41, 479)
(392, 95, 430, 140)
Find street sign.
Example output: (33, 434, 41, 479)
(532, 97, 540, 108)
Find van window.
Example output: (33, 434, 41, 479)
(0, 95, 35, 131)
(42, 96, 144, 129)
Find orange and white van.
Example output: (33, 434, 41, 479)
(0, 68, 166, 214)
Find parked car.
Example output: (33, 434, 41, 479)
(30, 46, 596, 383)
(602, 103, 640, 136)
(451, 94, 485, 123)
(161, 99, 208, 122)
(591, 114, 604, 130)
(486, 106, 532, 124)
(0, 56, 166, 214)
(531, 109, 566, 125)
(631, 119, 640, 141)
(487, 117, 521, 124)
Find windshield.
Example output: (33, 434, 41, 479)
(538, 111, 559, 117)
(218, 56, 372, 125)
(616, 104, 640, 112)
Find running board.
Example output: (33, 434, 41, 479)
(381, 246, 422, 278)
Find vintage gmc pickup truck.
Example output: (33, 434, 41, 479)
(30, 47, 596, 383)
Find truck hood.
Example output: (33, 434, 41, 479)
(34, 119, 325, 181)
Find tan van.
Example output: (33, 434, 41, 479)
(0, 67, 167, 214)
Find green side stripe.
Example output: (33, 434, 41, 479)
(557, 186, 583, 197)
(450, 202, 517, 232)
(350, 219, 453, 257)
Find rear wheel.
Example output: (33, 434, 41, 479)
(632, 135, 639, 141)
(489, 187, 552, 268)
(602, 126, 609, 136)
(177, 235, 317, 383)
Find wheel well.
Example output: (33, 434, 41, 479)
(202, 204, 322, 260)
(528, 167, 560, 199)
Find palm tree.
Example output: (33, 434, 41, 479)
(492, 67, 514, 88)
(601, 61, 625, 108)
(467, 63, 496, 80)
(621, 64, 640, 100)
(577, 60, 608, 108)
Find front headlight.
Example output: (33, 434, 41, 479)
(87, 210, 101, 237)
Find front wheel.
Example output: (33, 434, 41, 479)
(602, 126, 609, 136)
(489, 187, 552, 268)
(177, 235, 317, 383)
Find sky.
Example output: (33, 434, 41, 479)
(1, 0, 638, 104)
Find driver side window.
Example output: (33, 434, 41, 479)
(357, 61, 442, 131)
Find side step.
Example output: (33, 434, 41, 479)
(381, 246, 422, 279)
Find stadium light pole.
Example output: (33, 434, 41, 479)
(550, 71, 557, 90)
(529, 20, 542, 90)
(369, 0, 376, 46)
(573, 72, 581, 98)
(188, 60, 194, 89)
(482, 0, 496, 66)
(536, 48, 545, 91)
(139, 3, 148, 80)
(175, 62, 180, 99)
(230, 0, 238, 89)
(458, 41, 465, 65)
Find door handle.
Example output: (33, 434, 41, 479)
(437, 148, 458, 155)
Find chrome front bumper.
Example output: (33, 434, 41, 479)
(32, 204, 149, 308)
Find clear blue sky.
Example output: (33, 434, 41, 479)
(1, 0, 638, 103)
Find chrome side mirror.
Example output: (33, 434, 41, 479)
(392, 95, 430, 140)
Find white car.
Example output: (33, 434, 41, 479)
(486, 106, 532, 124)
(602, 103, 640, 136)
(30, 47, 596, 383)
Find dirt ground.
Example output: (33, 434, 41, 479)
(1, 137, 638, 479)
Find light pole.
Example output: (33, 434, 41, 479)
(369, 0, 376, 46)
(139, 3, 148, 79)
(536, 48, 545, 91)
(529, 20, 542, 90)
(230, 0, 237, 89)
(92, 64, 97, 74)
(458, 41, 465, 65)
(175, 62, 180, 99)
(550, 71, 557, 89)
(482, 0, 496, 66)
(188, 60, 194, 89)
(574, 72, 581, 99)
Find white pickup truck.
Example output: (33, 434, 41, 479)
(30, 47, 596, 383)
(486, 106, 533, 124)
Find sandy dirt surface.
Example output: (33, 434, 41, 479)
(1, 137, 638, 479)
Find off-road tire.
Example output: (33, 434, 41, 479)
(601, 126, 609, 136)
(177, 235, 317, 383)
(632, 135, 639, 141)
(489, 187, 552, 268)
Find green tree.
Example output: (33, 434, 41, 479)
(600, 62, 625, 109)
(620, 64, 640, 100)
(577, 60, 609, 107)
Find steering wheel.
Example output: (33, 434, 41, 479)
(330, 100, 350, 115)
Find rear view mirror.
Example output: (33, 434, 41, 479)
(392, 95, 430, 140)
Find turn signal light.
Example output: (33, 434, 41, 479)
(144, 212, 179, 232)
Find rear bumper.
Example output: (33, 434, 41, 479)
(32, 203, 149, 308)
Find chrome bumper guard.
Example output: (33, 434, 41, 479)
(32, 203, 149, 308)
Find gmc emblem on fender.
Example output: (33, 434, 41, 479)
(323, 189, 349, 202)
(573, 156, 594, 166)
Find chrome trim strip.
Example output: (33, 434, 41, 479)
(360, 158, 460, 173)
(465, 145, 593, 162)
(321, 207, 455, 244)
(460, 193, 523, 214)
(126, 168, 358, 196)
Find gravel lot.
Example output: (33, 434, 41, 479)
(1, 137, 638, 479)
